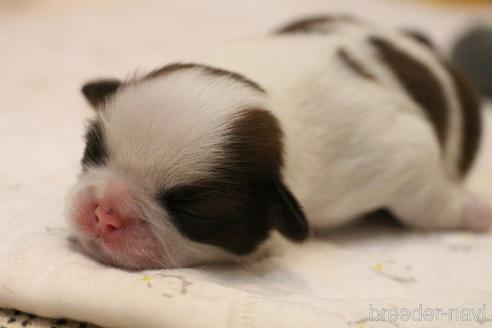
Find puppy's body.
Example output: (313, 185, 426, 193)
(68, 17, 490, 270)
(178, 18, 480, 229)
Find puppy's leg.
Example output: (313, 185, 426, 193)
(384, 115, 492, 231)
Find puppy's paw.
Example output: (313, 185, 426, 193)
(464, 194, 492, 232)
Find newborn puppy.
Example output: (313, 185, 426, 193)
(67, 15, 492, 270)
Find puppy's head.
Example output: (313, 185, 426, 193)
(67, 63, 308, 270)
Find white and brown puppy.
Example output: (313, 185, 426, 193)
(67, 16, 491, 270)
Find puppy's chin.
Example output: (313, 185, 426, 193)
(66, 172, 176, 270)
(72, 209, 169, 270)
(71, 214, 195, 270)
(77, 233, 168, 270)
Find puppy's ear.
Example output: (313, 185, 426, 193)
(81, 79, 121, 109)
(268, 179, 309, 241)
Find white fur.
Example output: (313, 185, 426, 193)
(102, 68, 266, 190)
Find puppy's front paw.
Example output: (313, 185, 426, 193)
(464, 194, 492, 232)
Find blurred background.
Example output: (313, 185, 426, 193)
(0, 0, 491, 327)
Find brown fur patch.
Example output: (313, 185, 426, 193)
(442, 61, 482, 175)
(144, 62, 266, 93)
(226, 108, 284, 173)
(337, 48, 376, 80)
(275, 15, 359, 34)
(159, 108, 308, 254)
(370, 37, 449, 147)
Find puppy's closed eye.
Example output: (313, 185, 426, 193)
(158, 183, 268, 254)
(160, 184, 247, 219)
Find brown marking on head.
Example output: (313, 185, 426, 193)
(370, 37, 449, 147)
(225, 108, 284, 174)
(158, 108, 308, 255)
(274, 15, 359, 35)
(144, 62, 266, 94)
(337, 48, 377, 81)
(441, 61, 482, 175)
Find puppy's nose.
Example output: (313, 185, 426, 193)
(93, 205, 123, 235)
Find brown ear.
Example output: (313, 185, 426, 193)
(81, 79, 120, 109)
(269, 180, 309, 241)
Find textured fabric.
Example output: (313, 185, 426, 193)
(0, 1, 491, 327)
(0, 308, 98, 328)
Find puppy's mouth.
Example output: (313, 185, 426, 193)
(77, 227, 165, 270)
(69, 187, 169, 270)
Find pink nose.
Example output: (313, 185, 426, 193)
(93, 205, 123, 236)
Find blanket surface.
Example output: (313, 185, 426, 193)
(1, 1, 491, 327)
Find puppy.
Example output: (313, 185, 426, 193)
(67, 15, 491, 270)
